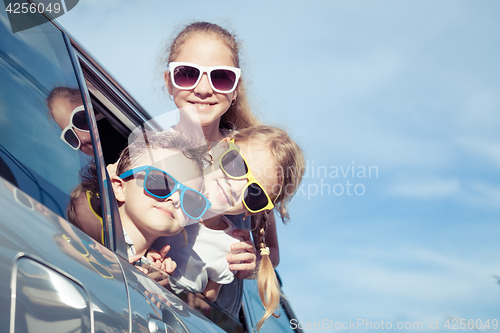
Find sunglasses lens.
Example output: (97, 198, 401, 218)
(173, 65, 200, 88)
(183, 189, 207, 219)
(244, 183, 269, 212)
(63, 129, 80, 149)
(221, 150, 248, 178)
(145, 170, 176, 198)
(72, 111, 89, 131)
(90, 196, 102, 218)
(211, 69, 237, 92)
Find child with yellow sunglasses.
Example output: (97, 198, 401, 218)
(154, 125, 305, 330)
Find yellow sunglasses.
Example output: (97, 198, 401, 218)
(218, 140, 275, 213)
(86, 191, 104, 245)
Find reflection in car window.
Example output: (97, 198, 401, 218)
(0, 10, 100, 239)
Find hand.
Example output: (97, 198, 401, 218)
(147, 245, 177, 274)
(227, 229, 256, 280)
(128, 253, 150, 274)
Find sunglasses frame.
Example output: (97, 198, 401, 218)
(219, 140, 275, 213)
(86, 191, 104, 244)
(60, 105, 89, 150)
(169, 62, 241, 94)
(119, 165, 211, 220)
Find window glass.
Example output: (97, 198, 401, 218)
(0, 9, 102, 241)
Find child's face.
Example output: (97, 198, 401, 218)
(165, 34, 237, 128)
(119, 149, 203, 237)
(203, 140, 278, 217)
(50, 97, 93, 156)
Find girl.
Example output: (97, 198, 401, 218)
(155, 125, 305, 330)
(111, 131, 211, 266)
(160, 21, 279, 286)
(161, 21, 260, 142)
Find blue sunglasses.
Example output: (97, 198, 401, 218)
(119, 165, 211, 220)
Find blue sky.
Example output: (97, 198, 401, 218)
(59, 1, 500, 331)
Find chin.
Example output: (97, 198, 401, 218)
(198, 115, 221, 128)
(213, 206, 230, 216)
(164, 225, 182, 235)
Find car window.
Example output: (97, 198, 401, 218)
(72, 48, 148, 257)
(0, 10, 103, 241)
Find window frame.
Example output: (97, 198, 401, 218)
(63, 33, 136, 259)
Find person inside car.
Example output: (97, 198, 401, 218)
(159, 22, 280, 317)
(110, 131, 210, 270)
(73, 130, 210, 274)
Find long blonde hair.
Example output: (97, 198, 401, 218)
(160, 22, 260, 131)
(253, 212, 280, 331)
(233, 125, 305, 330)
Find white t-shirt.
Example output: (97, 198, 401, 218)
(154, 216, 243, 294)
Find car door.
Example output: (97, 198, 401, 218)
(0, 6, 131, 332)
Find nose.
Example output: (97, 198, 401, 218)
(166, 190, 181, 207)
(193, 72, 213, 96)
(226, 178, 247, 201)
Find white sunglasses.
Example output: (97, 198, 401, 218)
(169, 62, 241, 94)
(60, 105, 90, 150)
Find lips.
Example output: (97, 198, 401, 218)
(189, 101, 216, 109)
(155, 206, 175, 219)
(216, 179, 232, 206)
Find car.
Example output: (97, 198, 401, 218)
(0, 2, 302, 332)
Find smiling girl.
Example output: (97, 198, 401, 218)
(161, 22, 259, 142)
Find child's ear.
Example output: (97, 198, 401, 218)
(111, 176, 126, 203)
